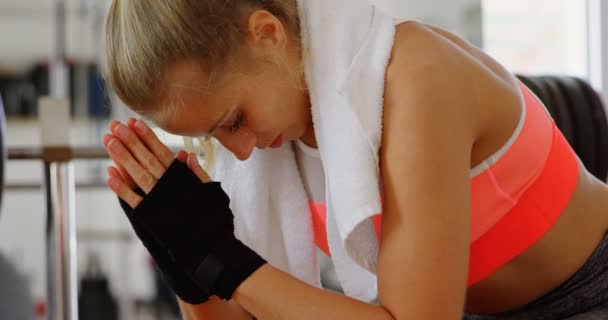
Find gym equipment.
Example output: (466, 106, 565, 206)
(517, 75, 608, 182)
(0, 96, 5, 210)
(0, 96, 36, 319)
(78, 253, 118, 320)
(39, 97, 79, 320)
(542, 76, 576, 147)
(575, 77, 608, 182)
(557, 77, 598, 177)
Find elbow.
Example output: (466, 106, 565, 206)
(377, 304, 398, 320)
(379, 304, 461, 320)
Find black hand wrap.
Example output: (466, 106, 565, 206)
(119, 160, 266, 303)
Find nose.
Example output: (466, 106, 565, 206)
(233, 143, 255, 161)
(215, 132, 256, 161)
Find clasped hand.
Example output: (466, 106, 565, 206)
(102, 118, 210, 207)
(102, 118, 266, 303)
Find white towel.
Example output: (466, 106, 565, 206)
(212, 0, 396, 302)
(214, 146, 321, 288)
(369, 0, 433, 19)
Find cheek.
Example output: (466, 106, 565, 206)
(241, 103, 277, 132)
(213, 128, 256, 154)
(244, 113, 272, 134)
(244, 86, 303, 131)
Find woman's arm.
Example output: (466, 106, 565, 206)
(234, 264, 395, 319)
(376, 22, 478, 319)
(178, 300, 195, 320)
(179, 297, 255, 320)
(229, 22, 480, 320)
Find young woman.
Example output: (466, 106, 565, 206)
(102, 0, 608, 319)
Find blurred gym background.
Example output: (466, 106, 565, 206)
(0, 0, 607, 319)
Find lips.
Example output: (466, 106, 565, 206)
(270, 135, 284, 148)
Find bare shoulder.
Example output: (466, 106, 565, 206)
(384, 22, 524, 166)
(384, 21, 485, 139)
(380, 21, 481, 169)
(390, 21, 518, 90)
(387, 21, 519, 102)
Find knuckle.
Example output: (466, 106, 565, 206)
(161, 149, 173, 161)
(143, 156, 156, 169)
(162, 157, 173, 167)
(129, 193, 142, 208)
(120, 169, 133, 182)
(140, 129, 153, 141)
(139, 173, 155, 187)
(147, 129, 160, 140)
(119, 130, 134, 144)
(112, 152, 126, 163)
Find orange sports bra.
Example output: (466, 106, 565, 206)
(296, 81, 580, 286)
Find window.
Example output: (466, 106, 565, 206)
(482, 0, 589, 78)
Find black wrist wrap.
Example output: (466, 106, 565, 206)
(119, 160, 266, 302)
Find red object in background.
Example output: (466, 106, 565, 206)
(35, 300, 47, 317)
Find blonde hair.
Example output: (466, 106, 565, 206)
(105, 0, 300, 171)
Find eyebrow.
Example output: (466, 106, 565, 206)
(208, 109, 233, 134)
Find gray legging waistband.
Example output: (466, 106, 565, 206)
(464, 233, 608, 320)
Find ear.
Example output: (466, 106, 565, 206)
(246, 10, 288, 50)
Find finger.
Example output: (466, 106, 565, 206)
(107, 165, 136, 190)
(107, 166, 123, 180)
(176, 150, 188, 163)
(187, 153, 211, 183)
(103, 134, 137, 189)
(107, 176, 143, 209)
(103, 133, 112, 146)
(105, 137, 157, 193)
(113, 123, 166, 180)
(108, 120, 121, 133)
(130, 119, 174, 168)
(127, 117, 136, 128)
(116, 164, 137, 189)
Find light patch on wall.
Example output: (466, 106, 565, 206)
(483, 0, 588, 78)
(371, 0, 483, 47)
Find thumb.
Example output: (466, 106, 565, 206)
(187, 153, 211, 183)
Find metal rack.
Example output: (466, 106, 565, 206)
(7, 143, 182, 320)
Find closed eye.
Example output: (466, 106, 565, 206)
(229, 111, 244, 133)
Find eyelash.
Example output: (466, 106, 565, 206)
(229, 112, 244, 133)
